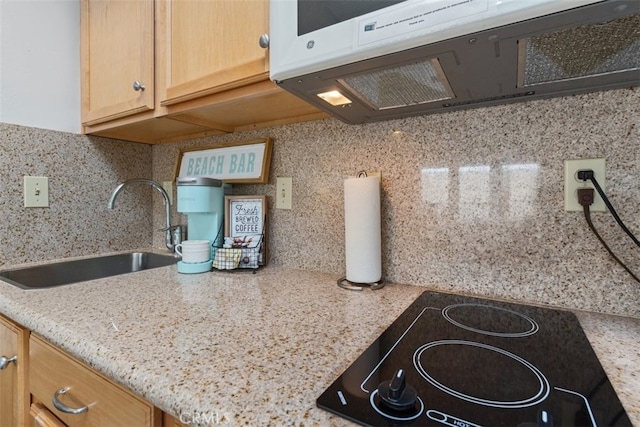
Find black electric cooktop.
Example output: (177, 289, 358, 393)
(317, 291, 631, 426)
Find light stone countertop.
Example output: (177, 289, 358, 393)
(0, 262, 638, 426)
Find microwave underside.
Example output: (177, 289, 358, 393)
(276, 1, 640, 124)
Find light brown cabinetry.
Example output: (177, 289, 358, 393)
(29, 334, 161, 427)
(30, 401, 65, 427)
(0, 313, 181, 427)
(163, 0, 269, 105)
(80, 0, 155, 126)
(82, 0, 326, 144)
(162, 412, 188, 427)
(0, 315, 29, 427)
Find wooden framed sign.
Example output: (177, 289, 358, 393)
(175, 138, 273, 184)
(225, 195, 267, 237)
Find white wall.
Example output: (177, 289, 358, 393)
(0, 0, 80, 133)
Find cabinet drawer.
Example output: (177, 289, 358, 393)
(30, 401, 65, 427)
(30, 335, 158, 427)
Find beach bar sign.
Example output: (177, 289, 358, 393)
(175, 138, 273, 184)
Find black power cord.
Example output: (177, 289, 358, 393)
(577, 170, 640, 248)
(578, 188, 639, 283)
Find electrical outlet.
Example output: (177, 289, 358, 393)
(276, 177, 292, 209)
(24, 176, 49, 208)
(564, 158, 606, 211)
(162, 181, 174, 205)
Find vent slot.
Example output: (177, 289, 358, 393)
(339, 58, 455, 110)
(518, 14, 640, 87)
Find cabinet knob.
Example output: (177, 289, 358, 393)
(52, 387, 90, 415)
(133, 81, 146, 91)
(258, 33, 270, 48)
(0, 355, 17, 370)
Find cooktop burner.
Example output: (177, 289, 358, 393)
(317, 291, 631, 426)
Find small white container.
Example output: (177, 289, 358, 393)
(175, 240, 211, 263)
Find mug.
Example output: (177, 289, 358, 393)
(175, 240, 211, 263)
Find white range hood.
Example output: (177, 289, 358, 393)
(269, 0, 640, 123)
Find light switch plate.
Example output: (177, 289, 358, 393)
(564, 158, 606, 212)
(162, 181, 174, 205)
(24, 176, 49, 208)
(276, 177, 292, 209)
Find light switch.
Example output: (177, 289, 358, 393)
(276, 177, 292, 209)
(24, 176, 49, 208)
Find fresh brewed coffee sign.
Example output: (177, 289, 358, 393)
(224, 196, 267, 238)
(229, 199, 263, 235)
(175, 138, 272, 184)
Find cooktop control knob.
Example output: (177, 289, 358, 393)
(538, 410, 553, 426)
(517, 410, 554, 427)
(377, 369, 418, 411)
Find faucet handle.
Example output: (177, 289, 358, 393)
(168, 225, 186, 250)
(161, 224, 184, 232)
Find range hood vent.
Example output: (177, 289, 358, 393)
(275, 0, 640, 124)
(518, 13, 640, 86)
(338, 58, 454, 110)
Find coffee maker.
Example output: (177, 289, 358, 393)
(176, 177, 227, 273)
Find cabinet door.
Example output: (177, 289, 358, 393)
(163, 0, 269, 105)
(81, 0, 155, 126)
(0, 316, 29, 427)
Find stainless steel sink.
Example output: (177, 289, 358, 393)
(0, 252, 178, 290)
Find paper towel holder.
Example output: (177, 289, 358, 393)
(339, 170, 384, 291)
(337, 277, 385, 291)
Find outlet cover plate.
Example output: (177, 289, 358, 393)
(24, 176, 49, 208)
(564, 158, 606, 212)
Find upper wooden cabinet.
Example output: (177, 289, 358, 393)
(81, 0, 326, 144)
(163, 0, 269, 106)
(81, 0, 155, 126)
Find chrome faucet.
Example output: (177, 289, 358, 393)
(108, 178, 179, 251)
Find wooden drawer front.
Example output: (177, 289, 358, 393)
(30, 401, 65, 427)
(29, 335, 156, 427)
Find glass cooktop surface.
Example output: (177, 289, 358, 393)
(317, 291, 631, 426)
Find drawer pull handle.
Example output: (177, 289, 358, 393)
(52, 387, 89, 415)
(0, 355, 17, 370)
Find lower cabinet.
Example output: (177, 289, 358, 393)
(29, 334, 162, 427)
(0, 315, 29, 426)
(0, 317, 186, 427)
(163, 412, 188, 427)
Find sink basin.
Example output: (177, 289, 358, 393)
(0, 252, 178, 290)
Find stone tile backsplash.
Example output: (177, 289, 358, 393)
(1, 88, 637, 318)
(153, 88, 639, 318)
(0, 123, 153, 267)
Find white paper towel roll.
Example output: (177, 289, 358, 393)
(344, 176, 381, 283)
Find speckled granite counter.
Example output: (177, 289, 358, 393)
(0, 262, 638, 426)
